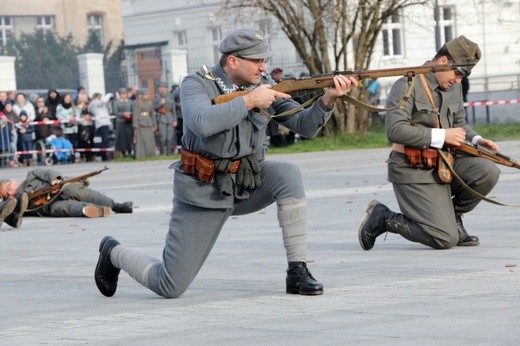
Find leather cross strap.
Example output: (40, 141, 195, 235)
(419, 74, 518, 207)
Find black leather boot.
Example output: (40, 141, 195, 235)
(95, 236, 121, 297)
(112, 201, 133, 213)
(456, 215, 479, 246)
(358, 199, 395, 250)
(286, 262, 323, 295)
(4, 192, 28, 228)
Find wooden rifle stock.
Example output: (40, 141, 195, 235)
(448, 142, 520, 169)
(28, 166, 109, 207)
(213, 63, 475, 105)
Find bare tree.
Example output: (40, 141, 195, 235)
(221, 0, 426, 134)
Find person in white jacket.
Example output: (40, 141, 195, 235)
(13, 93, 36, 121)
(88, 92, 113, 161)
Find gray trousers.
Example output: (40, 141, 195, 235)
(43, 183, 115, 217)
(156, 121, 173, 155)
(118, 160, 306, 298)
(393, 156, 500, 249)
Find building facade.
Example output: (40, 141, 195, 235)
(0, 0, 124, 51)
(121, 0, 519, 93)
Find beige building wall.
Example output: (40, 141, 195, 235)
(0, 0, 123, 50)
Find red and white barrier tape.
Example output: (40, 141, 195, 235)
(15, 148, 114, 155)
(464, 99, 519, 107)
(27, 115, 116, 126)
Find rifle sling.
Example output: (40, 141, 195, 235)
(271, 75, 416, 119)
(438, 149, 520, 208)
(26, 186, 65, 213)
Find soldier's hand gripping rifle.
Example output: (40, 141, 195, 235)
(27, 166, 109, 210)
(447, 142, 520, 169)
(213, 63, 476, 106)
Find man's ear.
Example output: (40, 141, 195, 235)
(438, 55, 450, 64)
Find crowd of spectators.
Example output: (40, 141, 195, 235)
(0, 84, 183, 169)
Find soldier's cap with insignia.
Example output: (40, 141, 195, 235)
(443, 35, 481, 76)
(219, 28, 274, 59)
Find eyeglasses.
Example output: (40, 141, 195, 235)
(236, 56, 270, 65)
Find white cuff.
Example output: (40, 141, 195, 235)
(431, 128, 445, 148)
(471, 135, 482, 146)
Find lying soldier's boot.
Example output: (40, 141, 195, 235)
(286, 261, 323, 295)
(112, 201, 133, 213)
(0, 198, 18, 225)
(83, 205, 111, 218)
(4, 193, 28, 228)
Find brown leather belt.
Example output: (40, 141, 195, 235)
(157, 108, 172, 114)
(180, 149, 240, 184)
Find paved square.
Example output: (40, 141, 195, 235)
(1, 142, 519, 344)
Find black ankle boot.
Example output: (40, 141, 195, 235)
(95, 236, 121, 297)
(286, 262, 323, 295)
(112, 201, 133, 213)
(358, 199, 393, 250)
(456, 215, 479, 246)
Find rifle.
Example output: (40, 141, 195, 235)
(447, 142, 520, 169)
(213, 63, 476, 105)
(27, 166, 109, 209)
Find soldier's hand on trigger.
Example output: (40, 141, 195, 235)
(242, 84, 291, 110)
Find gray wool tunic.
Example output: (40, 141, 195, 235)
(175, 63, 335, 209)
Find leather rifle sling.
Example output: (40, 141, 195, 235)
(419, 74, 519, 207)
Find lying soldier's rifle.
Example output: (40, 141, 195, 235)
(447, 142, 520, 169)
(213, 63, 476, 105)
(28, 166, 109, 210)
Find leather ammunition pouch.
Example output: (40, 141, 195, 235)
(180, 149, 239, 184)
(404, 146, 438, 169)
(404, 146, 454, 183)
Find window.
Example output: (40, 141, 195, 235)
(174, 30, 187, 47)
(440, 6, 455, 43)
(87, 14, 104, 45)
(36, 16, 54, 33)
(209, 27, 222, 61)
(382, 12, 403, 57)
(0, 16, 13, 48)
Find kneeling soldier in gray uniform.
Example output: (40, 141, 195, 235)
(358, 36, 500, 250)
(94, 28, 358, 298)
(1, 168, 132, 218)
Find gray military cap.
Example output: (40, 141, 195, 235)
(118, 87, 127, 94)
(219, 28, 274, 59)
(136, 87, 148, 96)
(444, 35, 481, 76)
(158, 81, 169, 88)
